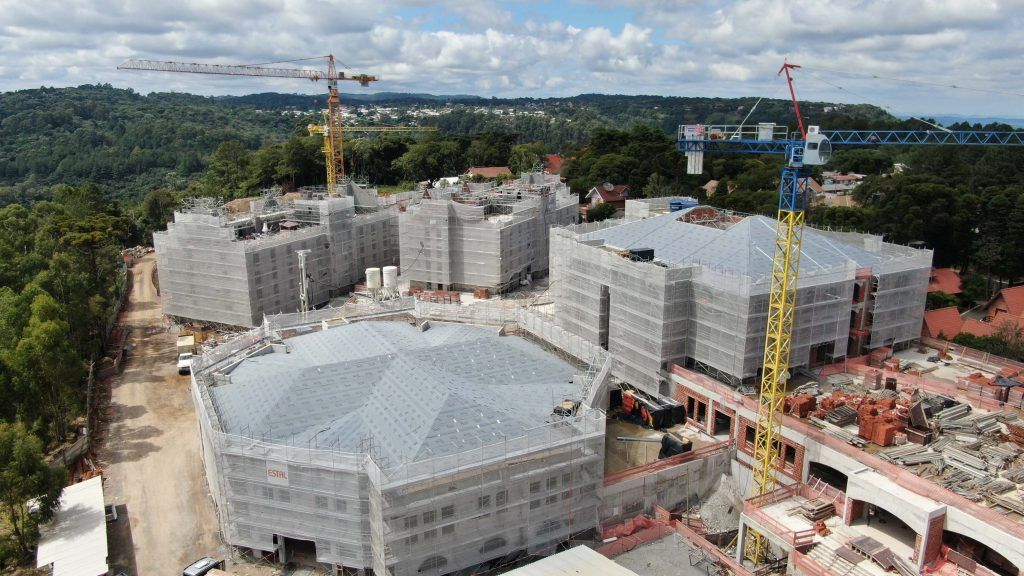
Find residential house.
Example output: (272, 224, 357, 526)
(821, 171, 865, 194)
(584, 182, 630, 218)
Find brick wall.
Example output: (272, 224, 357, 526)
(921, 513, 946, 565)
(735, 416, 804, 481)
(844, 499, 864, 525)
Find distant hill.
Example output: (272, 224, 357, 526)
(0, 84, 897, 203)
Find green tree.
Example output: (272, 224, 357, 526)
(7, 293, 85, 442)
(0, 422, 65, 560)
(588, 202, 617, 222)
(642, 172, 674, 199)
(959, 274, 991, 305)
(203, 141, 252, 197)
(138, 188, 178, 243)
(509, 143, 544, 175)
(926, 291, 959, 310)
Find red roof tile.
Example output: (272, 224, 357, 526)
(996, 285, 1024, 317)
(962, 314, 1023, 338)
(466, 166, 512, 179)
(928, 268, 962, 294)
(544, 154, 563, 174)
(587, 183, 629, 204)
(922, 307, 963, 340)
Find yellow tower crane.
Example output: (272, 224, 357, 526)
(118, 55, 377, 193)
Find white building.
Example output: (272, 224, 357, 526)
(36, 476, 109, 576)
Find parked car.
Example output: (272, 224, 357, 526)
(182, 557, 222, 576)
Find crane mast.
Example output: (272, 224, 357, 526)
(119, 55, 378, 191)
(678, 63, 1024, 567)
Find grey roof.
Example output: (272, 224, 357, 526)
(210, 322, 579, 465)
(580, 208, 893, 279)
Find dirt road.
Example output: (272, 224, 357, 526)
(99, 254, 222, 575)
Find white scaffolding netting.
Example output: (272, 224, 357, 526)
(192, 316, 607, 576)
(399, 173, 578, 293)
(155, 186, 403, 327)
(550, 207, 932, 393)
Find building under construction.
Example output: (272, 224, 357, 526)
(399, 172, 578, 293)
(551, 204, 932, 394)
(154, 184, 407, 327)
(191, 320, 605, 576)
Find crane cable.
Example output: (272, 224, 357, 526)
(803, 70, 953, 133)
(797, 64, 1024, 99)
(240, 55, 354, 70)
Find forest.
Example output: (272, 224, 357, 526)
(0, 183, 128, 563)
(0, 84, 891, 204)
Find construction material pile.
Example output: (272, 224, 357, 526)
(877, 407, 1024, 516)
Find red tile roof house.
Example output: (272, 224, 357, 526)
(923, 304, 1024, 341)
(582, 182, 630, 219)
(586, 182, 629, 208)
(928, 268, 962, 294)
(986, 285, 1024, 319)
(922, 306, 965, 339)
(465, 166, 513, 180)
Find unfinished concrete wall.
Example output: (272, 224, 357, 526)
(600, 447, 734, 525)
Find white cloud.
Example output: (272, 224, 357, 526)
(0, 0, 1020, 115)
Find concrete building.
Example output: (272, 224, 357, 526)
(191, 320, 605, 576)
(154, 184, 406, 327)
(551, 204, 932, 394)
(400, 172, 578, 293)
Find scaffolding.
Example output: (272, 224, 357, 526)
(399, 172, 578, 293)
(154, 184, 403, 327)
(551, 207, 932, 394)
(191, 320, 605, 576)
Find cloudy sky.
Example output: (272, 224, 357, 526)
(2, 0, 1022, 116)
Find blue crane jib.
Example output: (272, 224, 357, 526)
(677, 123, 1024, 174)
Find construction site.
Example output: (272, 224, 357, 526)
(550, 203, 932, 394)
(154, 183, 412, 327)
(59, 55, 1024, 576)
(399, 171, 578, 293)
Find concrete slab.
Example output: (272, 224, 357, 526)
(614, 532, 714, 576)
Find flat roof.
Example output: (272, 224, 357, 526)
(211, 322, 580, 465)
(36, 476, 109, 576)
(503, 546, 640, 576)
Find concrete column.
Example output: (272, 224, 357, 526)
(916, 511, 946, 569)
(736, 521, 748, 563)
(844, 498, 864, 526)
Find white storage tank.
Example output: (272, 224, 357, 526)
(382, 266, 399, 290)
(366, 267, 382, 290)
